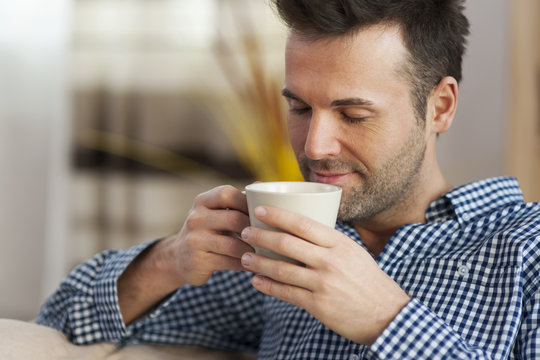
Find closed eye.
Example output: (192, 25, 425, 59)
(290, 106, 311, 115)
(341, 113, 367, 123)
(282, 88, 312, 115)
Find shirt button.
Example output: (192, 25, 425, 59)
(457, 265, 469, 276)
(350, 354, 360, 360)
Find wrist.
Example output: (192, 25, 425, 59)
(117, 237, 183, 324)
(367, 292, 411, 345)
(149, 235, 188, 289)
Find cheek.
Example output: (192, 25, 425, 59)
(287, 119, 309, 155)
(340, 127, 399, 168)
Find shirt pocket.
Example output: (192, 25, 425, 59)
(399, 258, 521, 350)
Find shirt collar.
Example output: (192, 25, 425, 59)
(426, 176, 524, 227)
(337, 176, 524, 231)
(336, 177, 525, 262)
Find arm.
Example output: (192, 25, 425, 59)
(370, 299, 492, 359)
(37, 185, 254, 344)
(118, 185, 253, 324)
(35, 244, 151, 344)
(239, 205, 410, 345)
(371, 274, 540, 359)
(239, 205, 528, 359)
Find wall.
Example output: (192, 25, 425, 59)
(509, 0, 540, 201)
(0, 0, 71, 319)
(437, 0, 508, 186)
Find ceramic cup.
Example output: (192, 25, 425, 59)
(245, 181, 342, 264)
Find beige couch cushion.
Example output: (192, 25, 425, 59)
(0, 319, 256, 360)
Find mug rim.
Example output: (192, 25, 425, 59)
(245, 181, 341, 194)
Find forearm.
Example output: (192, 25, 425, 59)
(38, 185, 252, 345)
(117, 236, 186, 325)
(119, 185, 252, 324)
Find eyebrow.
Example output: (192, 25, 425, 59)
(331, 98, 374, 107)
(281, 88, 306, 103)
(281, 88, 374, 107)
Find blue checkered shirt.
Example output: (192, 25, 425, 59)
(37, 177, 540, 359)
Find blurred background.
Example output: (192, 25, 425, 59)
(0, 0, 538, 321)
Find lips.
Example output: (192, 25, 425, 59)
(311, 171, 354, 185)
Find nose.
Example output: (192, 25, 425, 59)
(304, 111, 341, 160)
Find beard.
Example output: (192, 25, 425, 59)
(297, 125, 427, 222)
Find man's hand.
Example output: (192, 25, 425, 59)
(239, 205, 411, 345)
(118, 185, 253, 324)
(165, 185, 253, 286)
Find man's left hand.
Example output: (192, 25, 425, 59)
(240, 205, 411, 346)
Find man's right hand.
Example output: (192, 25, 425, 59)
(117, 185, 252, 325)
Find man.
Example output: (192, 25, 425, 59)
(35, 0, 539, 359)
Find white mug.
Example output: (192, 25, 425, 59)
(245, 181, 342, 264)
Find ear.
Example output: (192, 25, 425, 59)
(427, 76, 458, 135)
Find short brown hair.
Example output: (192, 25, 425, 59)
(272, 0, 470, 123)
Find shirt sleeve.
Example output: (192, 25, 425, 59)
(512, 268, 540, 358)
(35, 241, 264, 352)
(370, 291, 540, 360)
(369, 298, 493, 359)
(35, 241, 155, 344)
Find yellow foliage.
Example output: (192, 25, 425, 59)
(210, 7, 303, 182)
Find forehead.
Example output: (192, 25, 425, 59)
(284, 24, 409, 96)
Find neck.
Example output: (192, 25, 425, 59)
(353, 159, 451, 257)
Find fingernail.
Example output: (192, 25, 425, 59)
(241, 253, 253, 267)
(254, 206, 267, 217)
(241, 227, 251, 240)
(252, 275, 264, 286)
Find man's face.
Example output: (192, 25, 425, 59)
(284, 26, 428, 222)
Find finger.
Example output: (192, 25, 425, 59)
(204, 233, 254, 259)
(241, 226, 321, 267)
(186, 207, 250, 234)
(210, 253, 248, 272)
(192, 252, 249, 277)
(241, 251, 315, 289)
(195, 185, 248, 213)
(250, 274, 312, 309)
(252, 206, 336, 247)
(180, 250, 248, 286)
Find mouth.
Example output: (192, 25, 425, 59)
(311, 171, 355, 185)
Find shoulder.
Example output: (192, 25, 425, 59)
(468, 197, 540, 239)
(495, 201, 539, 241)
(495, 202, 539, 289)
(455, 200, 539, 268)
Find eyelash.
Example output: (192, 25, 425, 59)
(290, 107, 310, 115)
(341, 114, 366, 124)
(289, 106, 366, 124)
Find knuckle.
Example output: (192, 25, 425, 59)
(278, 283, 291, 300)
(296, 217, 314, 235)
(273, 263, 287, 279)
(184, 212, 200, 231)
(275, 234, 289, 254)
(183, 233, 198, 248)
(226, 211, 243, 229)
(221, 237, 236, 254)
(266, 278, 276, 295)
(216, 185, 235, 204)
(316, 253, 331, 268)
(248, 227, 262, 245)
(316, 276, 333, 294)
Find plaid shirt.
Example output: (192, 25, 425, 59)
(37, 177, 540, 359)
